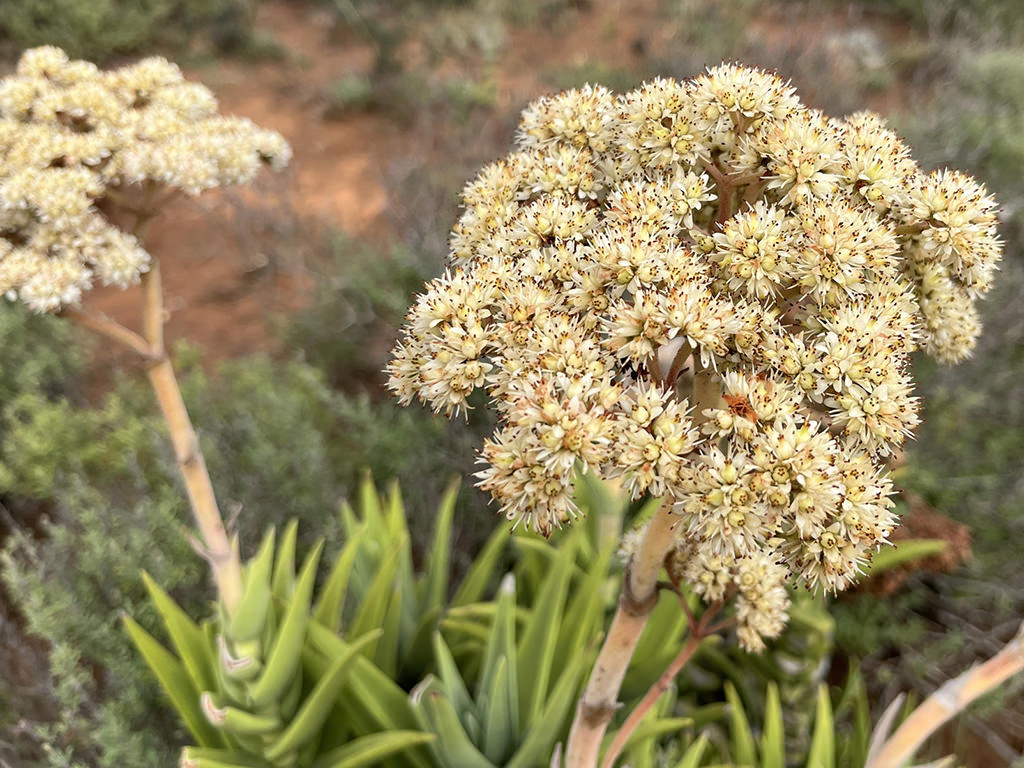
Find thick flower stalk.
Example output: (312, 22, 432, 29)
(0, 47, 290, 612)
(388, 63, 1002, 765)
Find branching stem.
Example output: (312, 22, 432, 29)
(566, 367, 722, 768)
(599, 602, 721, 768)
(566, 499, 680, 768)
(63, 194, 244, 614)
(867, 625, 1024, 768)
(141, 260, 244, 614)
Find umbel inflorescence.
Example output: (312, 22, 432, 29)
(0, 46, 290, 312)
(388, 65, 1001, 651)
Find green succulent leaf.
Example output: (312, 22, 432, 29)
(516, 538, 574, 730)
(264, 630, 380, 763)
(228, 528, 276, 644)
(453, 523, 511, 608)
(312, 525, 367, 632)
(123, 615, 223, 748)
(311, 732, 436, 768)
(180, 746, 262, 767)
(806, 684, 836, 768)
(505, 639, 590, 768)
(251, 540, 324, 709)
(673, 734, 710, 768)
(761, 682, 785, 768)
(140, 571, 217, 694)
(271, 520, 300, 601)
(420, 478, 460, 616)
(725, 681, 757, 766)
(478, 574, 519, 734)
(411, 677, 495, 768)
(868, 539, 948, 576)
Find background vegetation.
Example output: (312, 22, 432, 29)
(1, 0, 1023, 765)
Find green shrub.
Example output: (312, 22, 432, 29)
(0, 0, 257, 62)
(0, 348, 488, 766)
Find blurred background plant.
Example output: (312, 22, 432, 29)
(0, 0, 264, 62)
(2, 0, 1024, 765)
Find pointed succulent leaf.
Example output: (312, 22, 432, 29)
(227, 528, 276, 644)
(725, 681, 757, 766)
(478, 575, 518, 714)
(251, 540, 324, 708)
(311, 732, 436, 768)
(761, 682, 785, 768)
(306, 621, 421, 734)
(123, 615, 223, 748)
(505, 644, 590, 768)
(313, 525, 367, 632)
(349, 539, 402, 657)
(517, 540, 573, 730)
(557, 541, 616, 664)
(271, 520, 300, 601)
(419, 478, 460, 616)
(672, 734, 709, 768)
(432, 631, 476, 729)
(264, 630, 380, 762)
(481, 655, 517, 764)
(411, 677, 495, 768)
(376, 576, 404, 678)
(452, 524, 511, 608)
(179, 746, 255, 767)
(140, 571, 217, 694)
(806, 683, 836, 768)
(868, 539, 948, 576)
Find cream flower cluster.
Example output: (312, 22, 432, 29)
(0, 47, 291, 312)
(387, 65, 1002, 650)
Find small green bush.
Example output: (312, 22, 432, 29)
(0, 347, 487, 766)
(0, 0, 257, 62)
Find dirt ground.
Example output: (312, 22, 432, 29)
(83, 0, 914, 364)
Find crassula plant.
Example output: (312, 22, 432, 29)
(386, 64, 1007, 766)
(0, 45, 289, 611)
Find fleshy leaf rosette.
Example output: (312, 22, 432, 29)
(387, 65, 1001, 651)
(0, 46, 291, 312)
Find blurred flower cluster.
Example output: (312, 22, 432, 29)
(0, 46, 290, 312)
(388, 64, 1002, 651)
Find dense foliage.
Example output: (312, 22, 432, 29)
(0, 0, 258, 62)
